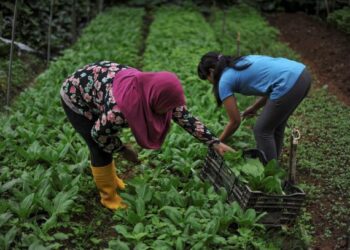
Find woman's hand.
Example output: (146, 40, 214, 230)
(242, 97, 267, 119)
(212, 142, 235, 156)
(242, 106, 257, 119)
(120, 144, 140, 164)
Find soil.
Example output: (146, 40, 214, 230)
(138, 6, 154, 69)
(265, 12, 350, 249)
(0, 54, 46, 111)
(265, 12, 350, 106)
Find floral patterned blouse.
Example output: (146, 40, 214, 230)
(60, 61, 220, 153)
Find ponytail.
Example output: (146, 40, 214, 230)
(198, 51, 251, 106)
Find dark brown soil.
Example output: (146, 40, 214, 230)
(266, 12, 350, 249)
(0, 54, 46, 111)
(266, 12, 350, 106)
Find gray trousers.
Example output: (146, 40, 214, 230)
(254, 69, 312, 161)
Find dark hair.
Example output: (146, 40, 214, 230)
(197, 51, 251, 106)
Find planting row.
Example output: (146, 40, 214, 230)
(0, 3, 324, 249)
(0, 7, 144, 249)
(108, 6, 277, 250)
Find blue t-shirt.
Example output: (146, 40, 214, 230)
(218, 55, 305, 101)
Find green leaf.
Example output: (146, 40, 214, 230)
(241, 159, 264, 178)
(126, 210, 141, 224)
(133, 232, 148, 242)
(160, 206, 183, 225)
(135, 198, 145, 219)
(4, 226, 17, 250)
(0, 213, 12, 228)
(262, 176, 284, 195)
(135, 243, 149, 250)
(90, 237, 102, 244)
(133, 223, 144, 234)
(108, 239, 130, 250)
(18, 193, 35, 219)
(244, 209, 256, 222)
(52, 187, 78, 215)
(151, 240, 172, 249)
(59, 143, 71, 159)
(175, 237, 184, 250)
(205, 218, 220, 235)
(169, 187, 185, 207)
(42, 214, 57, 232)
(53, 232, 69, 240)
(136, 183, 152, 202)
(191, 241, 205, 250)
(224, 150, 243, 163)
(186, 217, 202, 231)
(212, 235, 227, 245)
(27, 141, 42, 158)
(28, 242, 47, 250)
(264, 159, 285, 178)
(0, 179, 20, 193)
(115, 225, 131, 239)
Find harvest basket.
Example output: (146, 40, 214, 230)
(199, 149, 306, 227)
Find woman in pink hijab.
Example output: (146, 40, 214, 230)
(60, 61, 233, 210)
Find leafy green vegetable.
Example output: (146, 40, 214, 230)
(226, 155, 286, 195)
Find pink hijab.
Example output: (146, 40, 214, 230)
(112, 68, 186, 149)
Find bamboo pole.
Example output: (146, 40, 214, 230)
(6, 0, 19, 109)
(47, 0, 54, 63)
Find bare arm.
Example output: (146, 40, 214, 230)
(219, 96, 241, 142)
(242, 96, 268, 119)
(252, 96, 268, 110)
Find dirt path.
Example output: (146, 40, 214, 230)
(266, 12, 350, 106)
(266, 12, 350, 249)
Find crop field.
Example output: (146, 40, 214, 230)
(1, 2, 349, 250)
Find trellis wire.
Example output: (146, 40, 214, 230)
(6, 0, 19, 110)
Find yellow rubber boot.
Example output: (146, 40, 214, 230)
(91, 163, 127, 210)
(111, 161, 126, 190)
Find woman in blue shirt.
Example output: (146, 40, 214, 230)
(197, 52, 312, 161)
